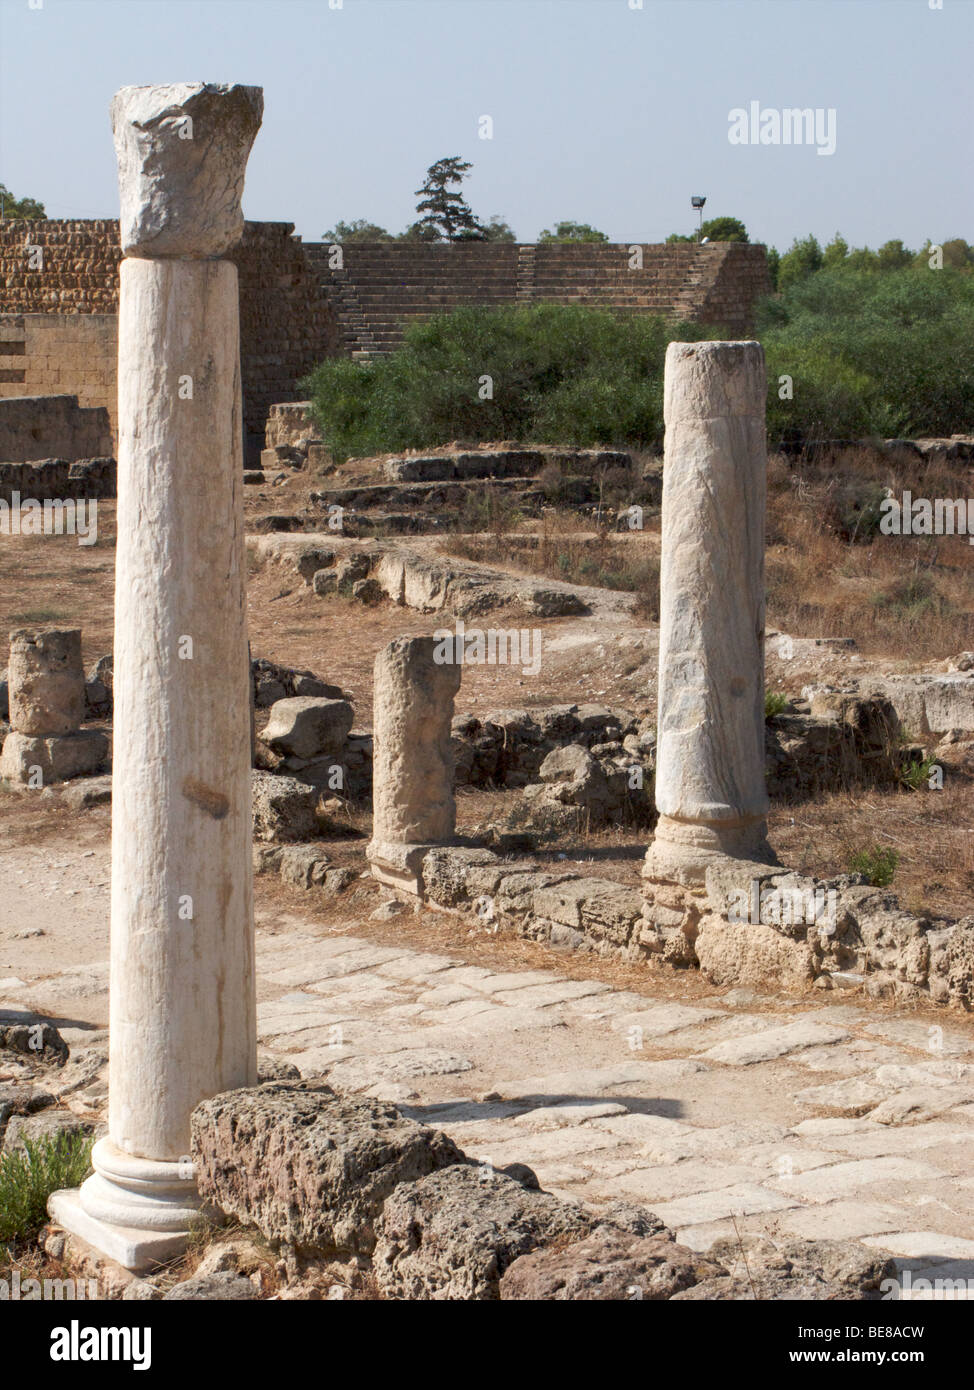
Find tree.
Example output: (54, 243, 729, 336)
(321, 219, 393, 243)
(482, 215, 517, 243)
(538, 221, 609, 243)
(877, 239, 914, 271)
(0, 183, 45, 219)
(777, 235, 823, 291)
(699, 216, 748, 243)
(822, 233, 849, 268)
(766, 246, 781, 290)
(914, 238, 974, 271)
(413, 157, 485, 242)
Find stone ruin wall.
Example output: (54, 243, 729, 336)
(0, 219, 342, 459)
(0, 220, 771, 460)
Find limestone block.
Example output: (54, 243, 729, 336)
(7, 628, 85, 735)
(191, 1081, 463, 1257)
(251, 770, 319, 842)
(262, 696, 353, 759)
(0, 729, 108, 784)
(111, 83, 263, 258)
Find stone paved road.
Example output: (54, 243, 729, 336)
(6, 865, 974, 1298)
(254, 924, 974, 1293)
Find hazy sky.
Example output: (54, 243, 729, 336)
(1, 0, 970, 252)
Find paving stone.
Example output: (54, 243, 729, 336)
(735, 1143, 842, 1178)
(791, 1116, 874, 1141)
(794, 1076, 892, 1116)
(862, 1231, 974, 1261)
(700, 1020, 851, 1066)
(374, 953, 457, 980)
(599, 1161, 762, 1204)
(324, 1048, 474, 1091)
(473, 1126, 626, 1168)
(895, 1261, 974, 1299)
(523, 1163, 593, 1188)
(432, 1007, 570, 1039)
(875, 1060, 974, 1088)
(609, 1003, 725, 1040)
(416, 985, 481, 1007)
(492, 980, 612, 1009)
(669, 1013, 780, 1050)
(512, 1101, 628, 1130)
(768, 1155, 945, 1201)
(862, 1020, 974, 1058)
(792, 1041, 908, 1076)
(648, 1184, 798, 1228)
(774, 1201, 908, 1243)
(377, 1003, 427, 1021)
(506, 1059, 708, 1100)
(419, 965, 495, 989)
(590, 1116, 789, 1164)
(416, 998, 498, 1025)
(466, 971, 563, 995)
(806, 1121, 973, 1162)
(867, 1087, 974, 1126)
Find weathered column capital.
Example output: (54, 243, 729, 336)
(663, 339, 766, 421)
(111, 82, 263, 258)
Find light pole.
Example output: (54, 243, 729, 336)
(691, 195, 706, 241)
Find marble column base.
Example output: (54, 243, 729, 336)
(48, 1137, 201, 1273)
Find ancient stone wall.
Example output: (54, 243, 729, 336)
(0, 391, 113, 464)
(0, 220, 341, 458)
(1, 221, 770, 451)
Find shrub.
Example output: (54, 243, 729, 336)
(765, 690, 789, 718)
(900, 756, 941, 792)
(848, 845, 899, 886)
(759, 266, 974, 443)
(302, 304, 714, 463)
(0, 1132, 94, 1247)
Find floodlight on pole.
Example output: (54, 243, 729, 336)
(691, 195, 706, 240)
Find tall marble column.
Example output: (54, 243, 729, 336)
(645, 340, 773, 886)
(50, 83, 263, 1271)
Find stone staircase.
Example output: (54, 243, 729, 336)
(310, 242, 771, 360)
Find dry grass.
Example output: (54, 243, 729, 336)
(768, 780, 974, 921)
(765, 449, 974, 660)
(442, 509, 661, 617)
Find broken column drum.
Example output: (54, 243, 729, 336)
(367, 635, 461, 897)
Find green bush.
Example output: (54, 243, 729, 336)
(900, 756, 941, 792)
(0, 1132, 94, 1247)
(302, 304, 714, 463)
(848, 845, 899, 886)
(764, 690, 789, 718)
(760, 266, 974, 442)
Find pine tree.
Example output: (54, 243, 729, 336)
(413, 157, 485, 242)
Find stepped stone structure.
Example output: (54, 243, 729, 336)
(306, 240, 772, 359)
(0, 627, 108, 784)
(49, 81, 262, 1271)
(2, 218, 770, 458)
(368, 636, 461, 897)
